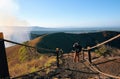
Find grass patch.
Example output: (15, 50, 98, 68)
(95, 45, 114, 57)
(18, 41, 29, 62)
(9, 55, 56, 77)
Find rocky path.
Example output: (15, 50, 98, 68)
(13, 53, 120, 79)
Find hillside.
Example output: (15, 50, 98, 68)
(6, 36, 57, 77)
(6, 31, 120, 78)
(6, 36, 42, 66)
(34, 31, 120, 53)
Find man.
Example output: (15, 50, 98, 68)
(73, 42, 82, 63)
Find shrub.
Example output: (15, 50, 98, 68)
(30, 67, 37, 73)
(44, 56, 56, 74)
(95, 45, 113, 57)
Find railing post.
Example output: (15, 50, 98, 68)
(82, 50, 84, 60)
(56, 48, 59, 67)
(0, 32, 10, 78)
(87, 47, 92, 63)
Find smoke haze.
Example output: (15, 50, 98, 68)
(0, 0, 31, 47)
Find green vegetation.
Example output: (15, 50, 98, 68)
(30, 67, 38, 73)
(18, 41, 41, 63)
(44, 56, 56, 74)
(36, 31, 120, 53)
(18, 41, 29, 62)
(95, 45, 113, 57)
(44, 56, 56, 67)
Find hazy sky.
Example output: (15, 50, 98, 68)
(0, 0, 120, 28)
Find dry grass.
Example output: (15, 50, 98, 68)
(8, 55, 56, 77)
(6, 36, 56, 77)
(29, 36, 43, 46)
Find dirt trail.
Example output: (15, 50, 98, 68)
(13, 53, 120, 79)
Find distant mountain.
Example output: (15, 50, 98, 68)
(34, 31, 120, 53)
(2, 26, 119, 33)
(30, 26, 120, 32)
(30, 26, 120, 38)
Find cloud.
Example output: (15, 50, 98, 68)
(0, 0, 30, 47)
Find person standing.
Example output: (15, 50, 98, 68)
(73, 42, 82, 63)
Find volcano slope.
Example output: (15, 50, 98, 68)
(6, 31, 120, 78)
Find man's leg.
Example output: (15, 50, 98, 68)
(73, 52, 77, 62)
(76, 53, 79, 62)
